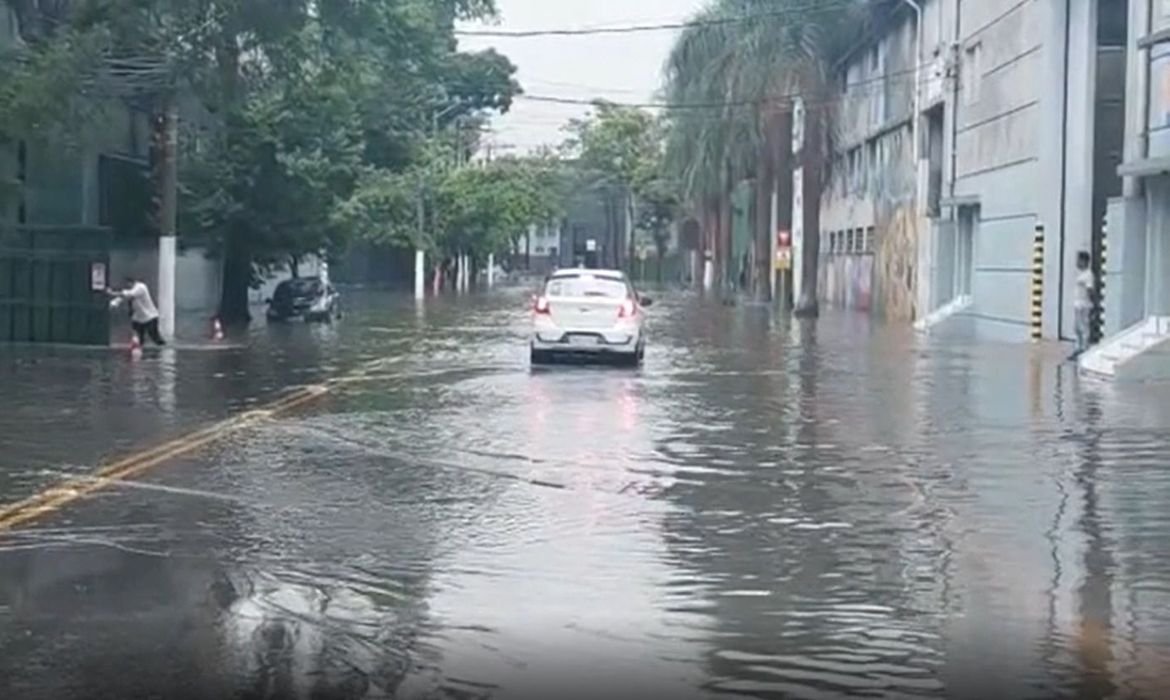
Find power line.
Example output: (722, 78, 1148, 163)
(454, 0, 860, 38)
(514, 65, 930, 110)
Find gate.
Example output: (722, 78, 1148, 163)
(0, 226, 112, 345)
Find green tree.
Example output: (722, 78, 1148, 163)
(637, 175, 680, 283)
(336, 149, 564, 273)
(2, 0, 522, 322)
(563, 101, 668, 272)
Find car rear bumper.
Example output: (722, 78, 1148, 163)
(531, 330, 642, 354)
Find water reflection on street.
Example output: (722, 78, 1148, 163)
(3, 287, 1170, 699)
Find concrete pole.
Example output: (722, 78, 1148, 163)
(158, 235, 176, 337)
(769, 187, 779, 302)
(487, 252, 495, 288)
(416, 178, 426, 300)
(414, 248, 425, 300)
(157, 98, 178, 340)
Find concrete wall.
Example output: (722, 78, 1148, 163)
(112, 243, 326, 315)
(819, 251, 875, 311)
(109, 244, 222, 314)
(952, 0, 1051, 339)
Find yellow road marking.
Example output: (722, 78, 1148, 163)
(0, 385, 327, 533)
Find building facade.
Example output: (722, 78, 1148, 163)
(803, 0, 1128, 346)
(1083, 0, 1170, 378)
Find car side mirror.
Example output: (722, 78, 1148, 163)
(640, 296, 654, 307)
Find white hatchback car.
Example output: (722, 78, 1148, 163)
(529, 268, 652, 366)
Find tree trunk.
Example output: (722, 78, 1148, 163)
(219, 231, 252, 325)
(753, 172, 771, 300)
(794, 106, 823, 318)
(655, 231, 668, 285)
(710, 195, 722, 288)
(716, 188, 725, 292)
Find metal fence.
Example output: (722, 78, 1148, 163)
(0, 226, 112, 345)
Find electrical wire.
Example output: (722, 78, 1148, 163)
(454, 0, 861, 38)
(513, 65, 936, 111)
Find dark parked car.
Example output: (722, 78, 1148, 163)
(266, 277, 340, 323)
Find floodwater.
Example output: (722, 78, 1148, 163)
(2, 287, 1170, 700)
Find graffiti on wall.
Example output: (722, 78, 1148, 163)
(819, 253, 873, 311)
(873, 204, 918, 321)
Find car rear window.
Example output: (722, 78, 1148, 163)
(545, 275, 628, 299)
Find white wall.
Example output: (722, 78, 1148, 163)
(110, 244, 222, 313)
(954, 0, 1047, 339)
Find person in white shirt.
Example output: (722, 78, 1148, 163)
(108, 275, 165, 346)
(1073, 250, 1094, 358)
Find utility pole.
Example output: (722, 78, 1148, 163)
(415, 177, 425, 301)
(156, 95, 178, 340)
(423, 103, 465, 298)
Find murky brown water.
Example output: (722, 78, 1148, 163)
(3, 287, 1170, 699)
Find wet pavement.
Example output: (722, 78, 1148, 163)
(3, 287, 1170, 700)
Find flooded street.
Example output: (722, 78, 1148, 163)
(3, 288, 1170, 699)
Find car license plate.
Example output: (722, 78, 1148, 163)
(568, 335, 598, 347)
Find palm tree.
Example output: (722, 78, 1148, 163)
(663, 6, 736, 292)
(663, 0, 867, 307)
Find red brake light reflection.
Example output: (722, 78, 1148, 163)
(534, 296, 550, 314)
(618, 299, 636, 318)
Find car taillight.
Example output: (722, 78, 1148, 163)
(618, 299, 636, 318)
(534, 296, 550, 314)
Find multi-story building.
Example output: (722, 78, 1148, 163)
(801, 0, 1128, 347)
(1083, 0, 1170, 378)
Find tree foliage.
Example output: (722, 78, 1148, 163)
(1, 0, 524, 320)
(563, 100, 662, 192)
(335, 148, 565, 260)
(661, 0, 868, 301)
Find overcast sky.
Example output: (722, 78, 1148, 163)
(457, 0, 708, 155)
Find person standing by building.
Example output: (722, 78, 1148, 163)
(1072, 250, 1095, 359)
(108, 275, 166, 346)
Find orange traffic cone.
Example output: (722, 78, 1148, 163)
(212, 317, 225, 341)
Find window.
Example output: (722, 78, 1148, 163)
(866, 140, 878, 192)
(1149, 44, 1170, 141)
(545, 274, 629, 299)
(1156, 0, 1170, 31)
(864, 227, 875, 254)
(925, 107, 945, 217)
(956, 207, 977, 297)
(965, 43, 983, 106)
(848, 147, 862, 193)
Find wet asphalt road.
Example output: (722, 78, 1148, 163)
(3, 286, 1170, 700)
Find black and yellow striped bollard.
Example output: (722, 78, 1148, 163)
(1094, 221, 1107, 343)
(1031, 223, 1044, 342)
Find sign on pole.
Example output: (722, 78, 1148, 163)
(586, 239, 597, 252)
(90, 262, 107, 291)
(775, 229, 792, 271)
